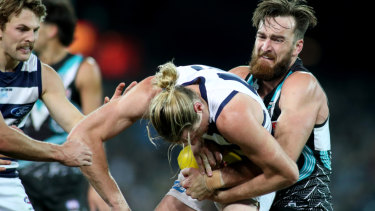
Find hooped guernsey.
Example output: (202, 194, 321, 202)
(167, 64, 275, 211)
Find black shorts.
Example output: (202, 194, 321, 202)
(19, 162, 89, 211)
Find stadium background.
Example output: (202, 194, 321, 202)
(66, 1, 374, 210)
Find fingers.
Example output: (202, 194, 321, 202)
(82, 160, 93, 166)
(194, 155, 205, 175)
(104, 81, 138, 104)
(123, 81, 137, 95)
(62, 140, 93, 167)
(181, 168, 190, 177)
(103, 96, 110, 104)
(201, 153, 212, 176)
(202, 147, 217, 169)
(215, 151, 223, 164)
(107, 82, 125, 103)
(0, 160, 11, 165)
(113, 82, 126, 97)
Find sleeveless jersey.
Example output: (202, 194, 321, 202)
(176, 65, 271, 147)
(247, 58, 333, 211)
(0, 53, 42, 128)
(19, 54, 84, 168)
(0, 53, 42, 178)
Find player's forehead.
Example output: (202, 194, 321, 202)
(258, 16, 295, 35)
(7, 8, 40, 28)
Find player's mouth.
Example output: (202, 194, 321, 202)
(17, 46, 33, 54)
(259, 52, 275, 61)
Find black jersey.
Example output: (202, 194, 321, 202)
(247, 58, 333, 211)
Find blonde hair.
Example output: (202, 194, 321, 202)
(148, 62, 200, 144)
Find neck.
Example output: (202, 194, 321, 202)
(257, 76, 285, 99)
(187, 84, 207, 104)
(0, 50, 20, 72)
(38, 41, 68, 65)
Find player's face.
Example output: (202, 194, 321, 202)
(0, 9, 40, 62)
(249, 16, 296, 81)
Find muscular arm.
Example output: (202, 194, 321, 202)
(211, 93, 298, 203)
(41, 63, 84, 132)
(75, 57, 108, 209)
(203, 72, 328, 201)
(0, 113, 90, 165)
(67, 76, 159, 209)
(274, 72, 329, 161)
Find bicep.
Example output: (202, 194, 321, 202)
(275, 74, 322, 161)
(41, 64, 83, 132)
(216, 96, 283, 171)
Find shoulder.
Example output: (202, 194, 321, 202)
(41, 62, 56, 74)
(77, 56, 100, 76)
(228, 66, 250, 80)
(76, 56, 101, 85)
(79, 57, 99, 71)
(217, 93, 263, 127)
(283, 71, 320, 94)
(281, 71, 327, 107)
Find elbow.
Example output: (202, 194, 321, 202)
(284, 162, 299, 186)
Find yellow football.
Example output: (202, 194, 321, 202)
(177, 145, 198, 169)
(177, 146, 243, 169)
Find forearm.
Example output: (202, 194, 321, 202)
(212, 155, 298, 204)
(0, 127, 61, 161)
(78, 134, 129, 210)
(206, 161, 261, 190)
(212, 170, 294, 203)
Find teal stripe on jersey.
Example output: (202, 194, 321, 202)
(58, 55, 83, 76)
(320, 151, 332, 170)
(298, 146, 316, 181)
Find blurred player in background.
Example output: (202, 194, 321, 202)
(17, 0, 109, 210)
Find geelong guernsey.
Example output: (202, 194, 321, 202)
(0, 53, 42, 128)
(176, 64, 271, 147)
(171, 65, 275, 211)
(0, 53, 42, 178)
(19, 54, 84, 169)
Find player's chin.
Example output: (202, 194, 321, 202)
(16, 51, 32, 61)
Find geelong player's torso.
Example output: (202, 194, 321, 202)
(0, 53, 42, 169)
(176, 64, 271, 147)
(23, 53, 84, 142)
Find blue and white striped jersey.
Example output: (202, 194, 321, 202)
(0, 53, 42, 128)
(176, 64, 271, 146)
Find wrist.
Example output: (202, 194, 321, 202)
(51, 144, 65, 163)
(205, 170, 225, 190)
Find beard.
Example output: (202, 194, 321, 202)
(249, 47, 293, 81)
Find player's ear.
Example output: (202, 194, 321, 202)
(193, 102, 203, 113)
(293, 39, 304, 56)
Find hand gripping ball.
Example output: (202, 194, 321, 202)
(177, 145, 243, 170)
